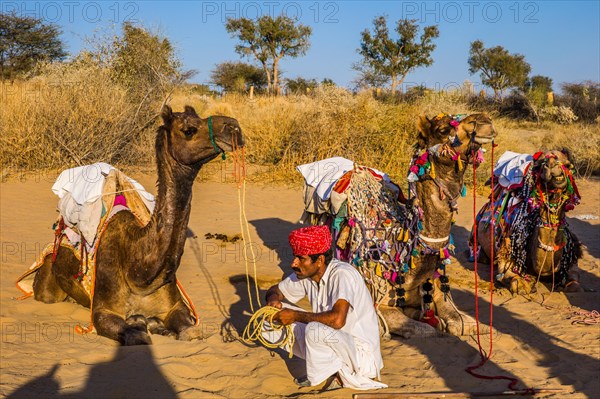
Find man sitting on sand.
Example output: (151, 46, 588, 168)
(263, 225, 387, 391)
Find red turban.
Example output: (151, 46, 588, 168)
(289, 225, 331, 256)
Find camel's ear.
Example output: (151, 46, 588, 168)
(416, 115, 431, 147)
(560, 147, 575, 167)
(184, 105, 199, 117)
(161, 104, 173, 125)
(416, 115, 432, 135)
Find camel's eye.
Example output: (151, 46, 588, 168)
(182, 127, 197, 137)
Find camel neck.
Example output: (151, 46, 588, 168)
(139, 132, 201, 288)
(415, 159, 465, 243)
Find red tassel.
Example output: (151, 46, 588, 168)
(420, 309, 439, 328)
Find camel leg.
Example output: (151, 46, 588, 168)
(32, 256, 68, 304)
(564, 264, 583, 292)
(432, 280, 489, 336)
(163, 301, 204, 341)
(378, 306, 438, 338)
(93, 308, 152, 345)
(125, 314, 149, 331)
(147, 317, 177, 337)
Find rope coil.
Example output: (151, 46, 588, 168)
(242, 306, 295, 358)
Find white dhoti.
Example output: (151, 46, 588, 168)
(262, 304, 387, 390)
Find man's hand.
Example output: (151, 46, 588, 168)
(267, 298, 282, 309)
(265, 284, 284, 309)
(274, 309, 296, 325)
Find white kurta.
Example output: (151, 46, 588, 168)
(265, 259, 387, 390)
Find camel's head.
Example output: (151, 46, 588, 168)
(533, 149, 574, 191)
(160, 105, 244, 165)
(416, 113, 497, 155)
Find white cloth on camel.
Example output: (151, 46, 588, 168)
(297, 157, 391, 215)
(263, 259, 386, 390)
(52, 163, 155, 244)
(493, 151, 533, 190)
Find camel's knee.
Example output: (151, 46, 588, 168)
(509, 276, 533, 295)
(94, 309, 152, 345)
(379, 306, 437, 338)
(564, 266, 583, 292)
(125, 314, 148, 332)
(119, 328, 152, 345)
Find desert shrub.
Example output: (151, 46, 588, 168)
(0, 23, 188, 176)
(539, 106, 578, 125)
(0, 60, 148, 172)
(556, 81, 600, 123)
(495, 92, 535, 120)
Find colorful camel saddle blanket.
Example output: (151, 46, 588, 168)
(15, 164, 198, 327)
(297, 157, 399, 219)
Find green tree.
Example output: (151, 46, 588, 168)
(110, 22, 190, 101)
(211, 61, 267, 93)
(525, 75, 553, 93)
(358, 16, 439, 94)
(285, 77, 318, 94)
(225, 15, 311, 94)
(0, 12, 67, 80)
(524, 75, 553, 107)
(468, 40, 531, 99)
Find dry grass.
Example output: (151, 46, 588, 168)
(0, 62, 158, 174)
(1, 70, 597, 188)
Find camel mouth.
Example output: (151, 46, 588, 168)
(472, 135, 495, 144)
(215, 138, 244, 153)
(550, 175, 568, 188)
(541, 174, 568, 190)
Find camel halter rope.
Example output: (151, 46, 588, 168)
(228, 125, 296, 352)
(208, 116, 226, 160)
(467, 141, 537, 394)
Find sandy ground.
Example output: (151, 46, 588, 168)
(0, 168, 598, 399)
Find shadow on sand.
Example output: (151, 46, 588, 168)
(221, 274, 306, 384)
(7, 345, 177, 399)
(454, 290, 600, 398)
(250, 217, 303, 276)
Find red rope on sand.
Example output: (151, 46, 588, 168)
(466, 143, 531, 392)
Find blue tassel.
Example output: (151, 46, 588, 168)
(452, 136, 462, 147)
(461, 184, 467, 197)
(418, 221, 423, 230)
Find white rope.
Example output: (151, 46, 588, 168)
(419, 234, 450, 244)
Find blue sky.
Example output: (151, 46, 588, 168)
(6, 1, 599, 92)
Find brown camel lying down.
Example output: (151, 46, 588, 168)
(19, 105, 244, 345)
